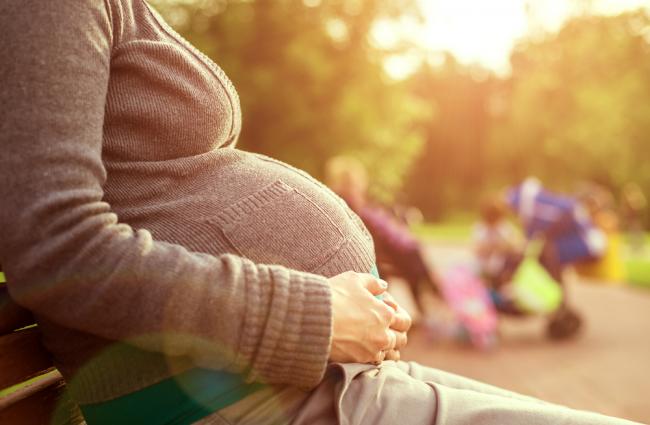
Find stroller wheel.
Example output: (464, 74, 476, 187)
(546, 307, 583, 340)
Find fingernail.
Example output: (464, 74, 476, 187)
(379, 279, 388, 289)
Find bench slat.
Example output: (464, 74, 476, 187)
(1, 384, 85, 425)
(0, 273, 82, 424)
(0, 285, 35, 336)
(0, 327, 55, 390)
(0, 385, 59, 425)
(0, 370, 63, 411)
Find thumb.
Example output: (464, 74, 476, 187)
(360, 274, 388, 296)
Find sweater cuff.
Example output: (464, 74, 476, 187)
(238, 263, 332, 389)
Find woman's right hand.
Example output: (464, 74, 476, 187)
(327, 271, 397, 364)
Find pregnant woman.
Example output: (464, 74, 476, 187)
(0, 1, 639, 424)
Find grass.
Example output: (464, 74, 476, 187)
(626, 256, 650, 287)
(412, 214, 476, 243)
(412, 222, 473, 243)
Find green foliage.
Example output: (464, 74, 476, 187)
(492, 10, 650, 196)
(149, 0, 427, 202)
(404, 10, 650, 224)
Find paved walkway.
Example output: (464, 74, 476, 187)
(399, 243, 650, 424)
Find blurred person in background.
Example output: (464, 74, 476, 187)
(620, 182, 648, 252)
(325, 156, 439, 318)
(576, 182, 618, 231)
(473, 195, 524, 314)
(574, 182, 625, 282)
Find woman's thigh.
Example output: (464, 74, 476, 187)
(293, 361, 641, 425)
(393, 361, 548, 405)
(400, 361, 639, 425)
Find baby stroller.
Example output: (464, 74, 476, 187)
(500, 178, 607, 339)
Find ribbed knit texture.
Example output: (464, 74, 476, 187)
(0, 0, 375, 405)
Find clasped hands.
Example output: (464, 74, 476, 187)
(328, 271, 412, 365)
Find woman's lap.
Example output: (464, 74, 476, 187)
(200, 361, 640, 425)
(398, 361, 636, 425)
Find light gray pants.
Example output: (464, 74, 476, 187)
(198, 361, 642, 425)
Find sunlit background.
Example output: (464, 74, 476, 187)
(148, 1, 650, 420)
(380, 0, 650, 77)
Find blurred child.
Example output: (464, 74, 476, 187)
(621, 182, 647, 252)
(473, 195, 522, 289)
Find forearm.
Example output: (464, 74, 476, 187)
(4, 228, 332, 386)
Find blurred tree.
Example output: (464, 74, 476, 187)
(490, 10, 650, 221)
(149, 0, 428, 202)
(402, 10, 650, 224)
(404, 56, 496, 219)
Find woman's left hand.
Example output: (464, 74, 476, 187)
(382, 291, 412, 361)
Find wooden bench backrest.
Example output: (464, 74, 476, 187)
(0, 273, 81, 424)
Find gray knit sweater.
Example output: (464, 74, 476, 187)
(0, 0, 375, 404)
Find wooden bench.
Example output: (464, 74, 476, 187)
(0, 269, 83, 424)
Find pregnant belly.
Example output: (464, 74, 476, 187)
(106, 150, 375, 276)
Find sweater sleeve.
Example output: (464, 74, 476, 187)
(0, 0, 331, 389)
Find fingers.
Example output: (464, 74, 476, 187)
(382, 292, 399, 311)
(370, 328, 395, 352)
(370, 330, 392, 365)
(373, 332, 405, 364)
(372, 349, 387, 365)
(357, 272, 388, 296)
(384, 329, 397, 350)
(378, 330, 405, 353)
(328, 271, 403, 366)
(393, 330, 408, 351)
(384, 349, 401, 361)
(391, 309, 412, 333)
(383, 292, 412, 333)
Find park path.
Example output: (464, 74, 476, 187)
(398, 242, 650, 424)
